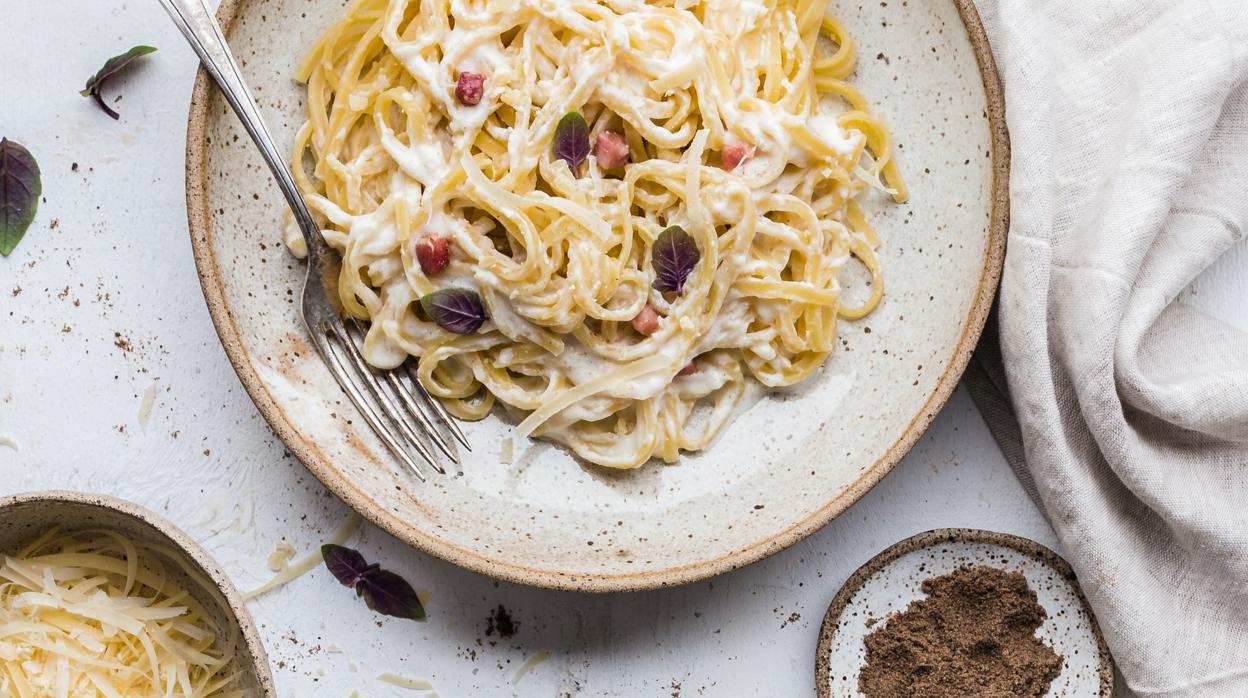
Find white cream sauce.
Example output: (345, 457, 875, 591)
(305, 0, 875, 463)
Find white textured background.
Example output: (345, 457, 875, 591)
(1, 1, 1244, 696)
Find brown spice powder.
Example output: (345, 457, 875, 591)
(858, 565, 1063, 698)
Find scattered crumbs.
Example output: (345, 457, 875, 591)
(485, 605, 517, 639)
(113, 332, 133, 353)
(513, 649, 551, 683)
(780, 611, 801, 629)
(137, 382, 159, 432)
(377, 672, 433, 690)
(49, 219, 59, 230)
(9, 287, 19, 297)
(71, 162, 79, 172)
(500, 437, 514, 465)
(266, 540, 297, 572)
(0, 436, 17, 451)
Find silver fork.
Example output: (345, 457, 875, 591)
(159, 0, 469, 480)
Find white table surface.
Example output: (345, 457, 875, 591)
(3, 2, 1245, 696)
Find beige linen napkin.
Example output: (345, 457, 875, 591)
(961, 0, 1248, 695)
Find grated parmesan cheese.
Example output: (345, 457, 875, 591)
(377, 672, 433, 690)
(513, 650, 551, 683)
(0, 528, 244, 697)
(244, 512, 361, 601)
(265, 541, 297, 573)
(137, 381, 159, 432)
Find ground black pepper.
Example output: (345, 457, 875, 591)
(485, 604, 518, 639)
(858, 565, 1063, 698)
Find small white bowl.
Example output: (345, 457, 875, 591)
(0, 491, 275, 697)
(816, 528, 1113, 697)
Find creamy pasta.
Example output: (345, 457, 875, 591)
(286, 0, 907, 468)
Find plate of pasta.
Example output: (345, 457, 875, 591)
(187, 0, 1006, 589)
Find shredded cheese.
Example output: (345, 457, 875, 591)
(513, 650, 551, 683)
(243, 512, 361, 600)
(377, 672, 433, 690)
(0, 528, 244, 697)
(265, 541, 297, 573)
(137, 382, 159, 432)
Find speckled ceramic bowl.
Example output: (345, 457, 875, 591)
(0, 491, 274, 696)
(185, 0, 1008, 590)
(816, 529, 1113, 698)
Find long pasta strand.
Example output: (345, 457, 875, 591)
(286, 0, 905, 468)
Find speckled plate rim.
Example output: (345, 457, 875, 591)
(814, 528, 1113, 698)
(0, 490, 275, 696)
(183, 0, 1010, 592)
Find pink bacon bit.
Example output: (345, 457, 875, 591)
(455, 72, 485, 106)
(678, 360, 698, 376)
(632, 306, 660, 335)
(594, 131, 630, 169)
(415, 236, 451, 276)
(720, 141, 753, 171)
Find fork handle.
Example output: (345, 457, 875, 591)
(158, 0, 326, 262)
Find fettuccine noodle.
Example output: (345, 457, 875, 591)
(287, 0, 906, 468)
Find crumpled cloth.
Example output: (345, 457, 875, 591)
(961, 1, 1248, 695)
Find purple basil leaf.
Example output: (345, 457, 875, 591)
(421, 288, 487, 334)
(0, 139, 42, 258)
(322, 544, 370, 588)
(81, 45, 157, 120)
(651, 225, 700, 294)
(359, 568, 427, 621)
(552, 112, 590, 173)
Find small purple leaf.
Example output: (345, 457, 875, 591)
(552, 112, 590, 174)
(421, 288, 487, 334)
(81, 45, 157, 120)
(322, 544, 370, 588)
(0, 139, 42, 257)
(651, 225, 700, 294)
(321, 545, 427, 621)
(359, 568, 427, 621)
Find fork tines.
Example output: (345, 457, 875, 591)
(311, 317, 464, 480)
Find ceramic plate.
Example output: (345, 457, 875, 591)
(185, 0, 1007, 590)
(816, 529, 1113, 697)
(0, 491, 274, 696)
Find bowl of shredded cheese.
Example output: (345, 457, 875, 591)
(0, 491, 273, 697)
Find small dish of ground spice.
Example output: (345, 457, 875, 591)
(815, 529, 1113, 698)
